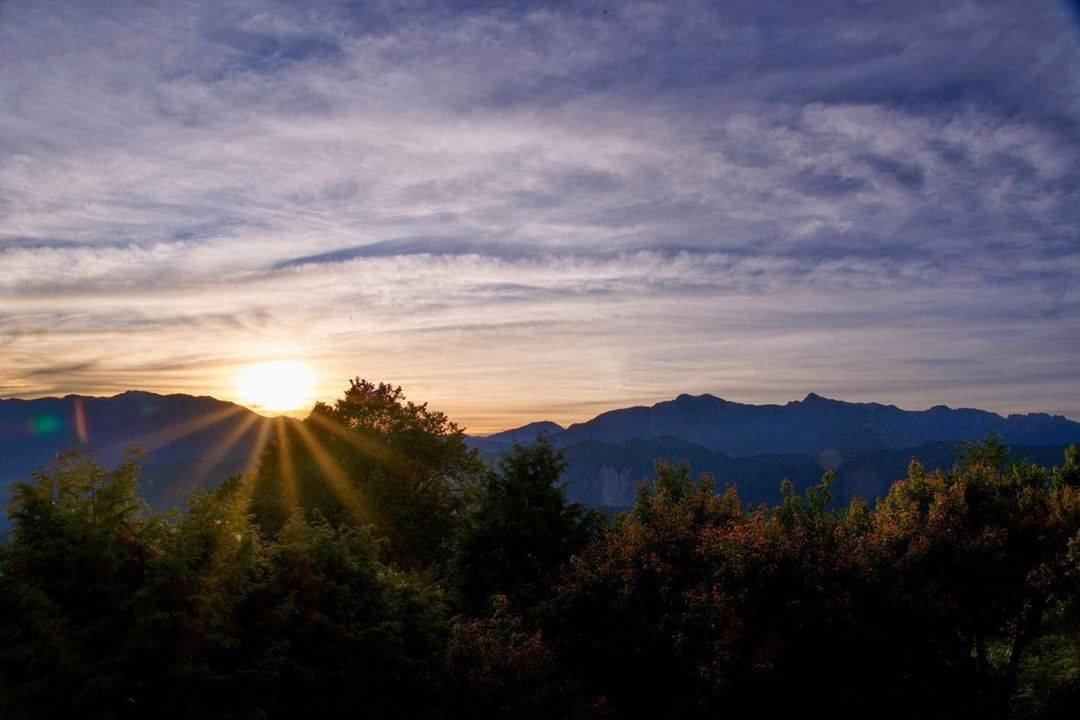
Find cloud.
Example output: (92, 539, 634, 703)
(0, 0, 1078, 430)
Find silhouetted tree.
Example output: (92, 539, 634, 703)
(446, 594, 604, 720)
(0, 450, 160, 717)
(451, 436, 601, 616)
(251, 379, 485, 570)
(2, 411, 1078, 720)
(130, 478, 268, 717)
(1053, 443, 1080, 488)
(254, 513, 448, 718)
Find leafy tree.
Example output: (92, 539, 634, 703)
(251, 379, 485, 569)
(446, 595, 605, 720)
(853, 448, 1080, 717)
(0, 452, 453, 719)
(0, 450, 160, 718)
(131, 478, 269, 718)
(554, 447, 1080, 719)
(452, 436, 601, 616)
(255, 514, 448, 718)
(3, 417, 1079, 720)
(958, 432, 1012, 472)
(553, 462, 763, 718)
(1053, 444, 1080, 488)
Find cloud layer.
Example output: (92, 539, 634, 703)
(1, 0, 1078, 430)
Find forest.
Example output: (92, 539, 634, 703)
(1, 379, 1077, 719)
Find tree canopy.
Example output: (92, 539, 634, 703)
(1, 382, 1077, 719)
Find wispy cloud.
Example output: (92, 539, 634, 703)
(1, 0, 1078, 430)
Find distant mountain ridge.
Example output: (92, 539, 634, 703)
(467, 421, 565, 454)
(467, 392, 1080, 509)
(0, 392, 273, 520)
(473, 393, 1080, 457)
(3, 391, 1077, 523)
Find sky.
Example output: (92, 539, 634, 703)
(1, 0, 1078, 433)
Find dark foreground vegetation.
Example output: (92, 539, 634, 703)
(1, 379, 1078, 719)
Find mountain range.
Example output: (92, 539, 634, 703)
(0, 391, 272, 518)
(468, 393, 1080, 506)
(2, 391, 1078, 525)
(470, 393, 1080, 455)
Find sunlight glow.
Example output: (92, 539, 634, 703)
(234, 418, 273, 512)
(292, 421, 370, 524)
(98, 405, 243, 457)
(235, 361, 316, 413)
(184, 412, 260, 491)
(274, 417, 301, 514)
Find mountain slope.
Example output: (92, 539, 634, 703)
(467, 393, 1080, 510)
(467, 421, 565, 454)
(0, 392, 272, 514)
(5, 391, 1077, 522)
(557, 437, 1073, 509)
(553, 393, 1080, 456)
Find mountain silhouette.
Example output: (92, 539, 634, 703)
(468, 393, 1080, 507)
(466, 421, 564, 454)
(3, 391, 1077, 523)
(544, 392, 1080, 455)
(0, 392, 274, 522)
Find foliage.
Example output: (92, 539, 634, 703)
(255, 513, 448, 718)
(0, 452, 450, 719)
(446, 595, 604, 720)
(0, 450, 160, 717)
(1, 383, 1078, 719)
(555, 450, 1080, 719)
(452, 436, 602, 616)
(250, 378, 485, 569)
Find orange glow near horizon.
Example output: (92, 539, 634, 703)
(234, 361, 317, 414)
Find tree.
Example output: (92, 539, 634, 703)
(131, 478, 269, 718)
(861, 447, 1080, 717)
(957, 432, 1012, 472)
(446, 595, 604, 720)
(0, 452, 454, 719)
(1053, 444, 1080, 488)
(255, 514, 449, 719)
(250, 379, 485, 569)
(0, 450, 160, 718)
(451, 436, 601, 616)
(4, 424, 1078, 719)
(553, 462, 765, 718)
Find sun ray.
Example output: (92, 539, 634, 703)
(179, 448, 263, 661)
(228, 419, 274, 514)
(240, 417, 274, 478)
(274, 417, 301, 515)
(307, 411, 410, 475)
(183, 412, 261, 493)
(98, 405, 245, 459)
(233, 417, 274, 511)
(291, 420, 369, 524)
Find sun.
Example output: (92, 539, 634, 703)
(234, 360, 316, 413)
